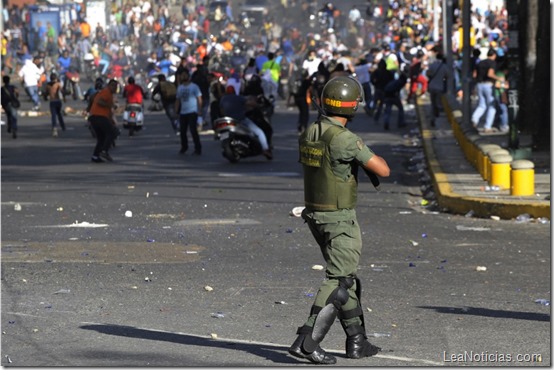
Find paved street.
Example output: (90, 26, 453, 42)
(1, 99, 550, 366)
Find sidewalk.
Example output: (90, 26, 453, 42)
(415, 95, 550, 220)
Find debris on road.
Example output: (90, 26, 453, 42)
(311, 265, 324, 270)
(14, 204, 21, 211)
(535, 299, 550, 306)
(204, 285, 214, 292)
(456, 225, 491, 231)
(53, 289, 70, 294)
(475, 266, 487, 272)
(290, 207, 305, 217)
(125, 211, 133, 217)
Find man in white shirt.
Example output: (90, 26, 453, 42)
(348, 5, 361, 23)
(302, 49, 321, 77)
(18, 56, 44, 111)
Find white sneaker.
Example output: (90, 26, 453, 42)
(52, 128, 58, 137)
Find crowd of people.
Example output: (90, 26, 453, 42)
(1, 0, 511, 142)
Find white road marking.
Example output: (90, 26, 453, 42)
(35, 222, 109, 228)
(78, 321, 445, 365)
(174, 219, 261, 226)
(218, 172, 300, 177)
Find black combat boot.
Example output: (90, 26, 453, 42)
(289, 334, 337, 365)
(346, 333, 381, 359)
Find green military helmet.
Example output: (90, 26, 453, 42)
(321, 76, 364, 117)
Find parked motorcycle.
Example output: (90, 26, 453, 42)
(122, 104, 144, 136)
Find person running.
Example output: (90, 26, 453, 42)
(46, 73, 66, 137)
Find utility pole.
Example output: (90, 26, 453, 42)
(442, 0, 454, 94)
(461, 0, 471, 127)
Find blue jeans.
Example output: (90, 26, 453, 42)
(243, 117, 269, 151)
(26, 85, 40, 107)
(98, 59, 110, 75)
(4, 103, 18, 131)
(163, 102, 178, 131)
(50, 100, 66, 129)
(496, 99, 508, 129)
(173, 42, 188, 56)
(472, 82, 496, 129)
(362, 82, 373, 112)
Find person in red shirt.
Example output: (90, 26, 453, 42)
(123, 76, 144, 105)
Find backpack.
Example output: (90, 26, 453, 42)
(160, 81, 177, 102)
(1, 86, 20, 108)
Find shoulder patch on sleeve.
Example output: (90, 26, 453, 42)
(356, 140, 364, 151)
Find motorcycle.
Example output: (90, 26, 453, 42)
(83, 53, 101, 82)
(214, 95, 273, 163)
(214, 116, 266, 163)
(122, 104, 144, 136)
(63, 66, 83, 101)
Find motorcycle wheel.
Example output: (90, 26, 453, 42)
(222, 140, 240, 163)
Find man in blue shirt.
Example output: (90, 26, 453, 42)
(175, 68, 202, 155)
(57, 49, 72, 87)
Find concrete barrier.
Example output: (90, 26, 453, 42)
(511, 160, 535, 196)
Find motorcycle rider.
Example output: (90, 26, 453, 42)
(57, 49, 72, 91)
(219, 85, 273, 160)
(123, 76, 145, 107)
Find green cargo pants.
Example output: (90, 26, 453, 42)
(302, 209, 364, 329)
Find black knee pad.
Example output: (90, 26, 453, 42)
(326, 276, 354, 309)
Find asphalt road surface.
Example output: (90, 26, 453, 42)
(1, 99, 550, 366)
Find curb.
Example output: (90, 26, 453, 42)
(416, 96, 550, 220)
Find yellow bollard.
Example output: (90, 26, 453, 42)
(479, 144, 501, 180)
(487, 149, 510, 182)
(511, 160, 535, 196)
(489, 154, 513, 189)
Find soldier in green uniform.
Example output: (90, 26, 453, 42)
(289, 76, 391, 365)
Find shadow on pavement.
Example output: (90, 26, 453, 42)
(80, 323, 305, 365)
(417, 306, 550, 322)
